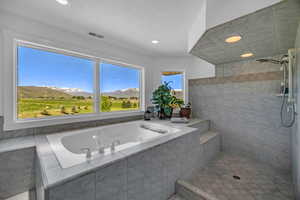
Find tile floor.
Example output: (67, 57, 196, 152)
(186, 153, 294, 200)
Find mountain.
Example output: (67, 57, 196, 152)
(102, 88, 139, 98)
(47, 86, 93, 97)
(18, 86, 72, 99)
(18, 86, 139, 99)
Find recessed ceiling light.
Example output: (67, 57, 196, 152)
(56, 0, 68, 5)
(225, 35, 242, 43)
(152, 40, 159, 44)
(240, 52, 254, 58)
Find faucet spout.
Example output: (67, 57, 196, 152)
(110, 140, 121, 152)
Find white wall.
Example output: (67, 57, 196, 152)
(293, 20, 300, 199)
(150, 55, 215, 103)
(0, 29, 3, 116)
(0, 10, 215, 119)
(188, 0, 207, 52)
(0, 10, 151, 117)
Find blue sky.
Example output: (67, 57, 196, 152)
(18, 46, 140, 93)
(100, 63, 139, 92)
(161, 74, 183, 90)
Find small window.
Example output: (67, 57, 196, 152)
(161, 71, 184, 100)
(100, 62, 141, 112)
(17, 45, 95, 119)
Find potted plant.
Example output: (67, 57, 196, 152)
(152, 82, 184, 119)
(179, 102, 192, 119)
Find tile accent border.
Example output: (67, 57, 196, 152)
(189, 71, 282, 86)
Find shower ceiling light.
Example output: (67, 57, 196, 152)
(56, 0, 69, 5)
(152, 40, 159, 44)
(225, 35, 242, 43)
(240, 52, 254, 58)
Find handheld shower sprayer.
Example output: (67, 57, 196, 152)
(256, 50, 296, 127)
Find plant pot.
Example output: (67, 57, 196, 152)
(180, 108, 191, 119)
(158, 108, 173, 119)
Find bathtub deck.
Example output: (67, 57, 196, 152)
(178, 153, 294, 200)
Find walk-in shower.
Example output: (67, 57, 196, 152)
(257, 49, 296, 127)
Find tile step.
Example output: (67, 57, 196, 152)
(176, 180, 219, 200)
(168, 194, 187, 200)
(199, 131, 219, 145)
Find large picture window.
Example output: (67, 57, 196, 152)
(100, 62, 141, 112)
(14, 41, 143, 123)
(17, 46, 95, 119)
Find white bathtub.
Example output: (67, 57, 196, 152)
(47, 121, 179, 168)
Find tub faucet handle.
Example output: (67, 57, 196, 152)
(93, 135, 105, 154)
(99, 146, 105, 154)
(111, 140, 121, 152)
(81, 148, 92, 158)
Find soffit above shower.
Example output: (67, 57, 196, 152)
(190, 0, 300, 65)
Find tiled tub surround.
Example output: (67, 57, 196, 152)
(189, 56, 291, 172)
(0, 115, 143, 199)
(35, 119, 219, 200)
(0, 145, 35, 200)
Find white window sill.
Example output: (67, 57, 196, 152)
(4, 111, 144, 131)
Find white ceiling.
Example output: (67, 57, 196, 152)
(0, 0, 205, 56)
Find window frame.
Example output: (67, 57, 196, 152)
(3, 36, 144, 130)
(160, 70, 187, 103)
(99, 60, 144, 114)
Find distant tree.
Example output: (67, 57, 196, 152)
(122, 100, 132, 108)
(83, 106, 88, 110)
(72, 96, 77, 99)
(126, 101, 132, 108)
(87, 96, 92, 99)
(121, 101, 126, 108)
(60, 106, 68, 114)
(133, 102, 137, 108)
(59, 97, 65, 100)
(76, 96, 85, 100)
(101, 96, 112, 112)
(71, 106, 78, 113)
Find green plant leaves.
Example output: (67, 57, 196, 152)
(151, 82, 184, 118)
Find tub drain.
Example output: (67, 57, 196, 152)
(233, 175, 241, 180)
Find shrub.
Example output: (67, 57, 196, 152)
(101, 96, 112, 112)
(122, 100, 132, 108)
(41, 109, 50, 116)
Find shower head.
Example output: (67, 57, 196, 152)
(256, 55, 288, 65)
(256, 58, 281, 64)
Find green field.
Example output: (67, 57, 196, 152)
(17, 97, 139, 119)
